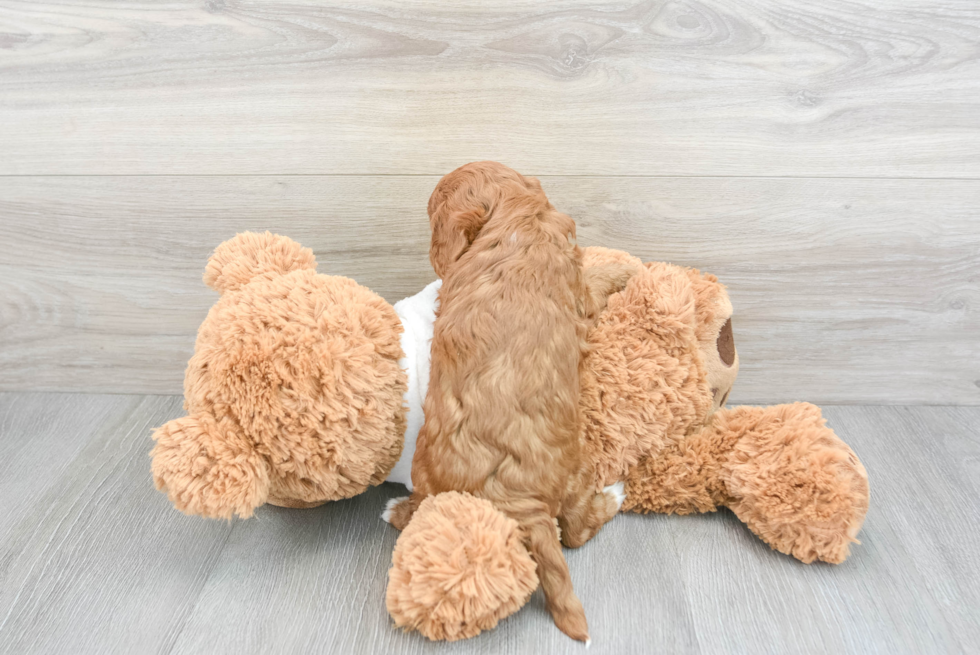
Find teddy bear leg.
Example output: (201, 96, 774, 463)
(622, 428, 734, 517)
(386, 492, 538, 641)
(711, 403, 870, 564)
(582, 260, 642, 320)
(151, 413, 270, 519)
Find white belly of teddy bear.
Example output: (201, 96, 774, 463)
(386, 279, 441, 490)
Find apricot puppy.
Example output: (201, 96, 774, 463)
(387, 162, 635, 642)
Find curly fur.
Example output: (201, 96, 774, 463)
(149, 230, 871, 644)
(393, 163, 637, 642)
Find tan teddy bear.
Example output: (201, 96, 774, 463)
(150, 232, 869, 642)
(384, 246, 869, 641)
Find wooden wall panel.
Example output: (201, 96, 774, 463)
(0, 0, 977, 176)
(2, 175, 977, 403)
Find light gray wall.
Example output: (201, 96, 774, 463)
(1, 0, 978, 403)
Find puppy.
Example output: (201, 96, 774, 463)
(387, 162, 635, 642)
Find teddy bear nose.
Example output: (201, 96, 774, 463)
(717, 318, 735, 367)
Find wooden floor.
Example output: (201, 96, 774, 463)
(0, 392, 977, 654)
(1, 1, 978, 653)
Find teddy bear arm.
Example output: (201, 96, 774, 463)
(622, 424, 735, 516)
(623, 402, 869, 564)
(151, 413, 271, 519)
(704, 403, 869, 564)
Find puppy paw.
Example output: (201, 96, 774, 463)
(381, 496, 408, 524)
(584, 262, 641, 320)
(603, 481, 626, 511)
(612, 262, 642, 292)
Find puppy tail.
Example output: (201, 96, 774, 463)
(521, 511, 590, 642)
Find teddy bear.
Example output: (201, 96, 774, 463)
(384, 246, 870, 641)
(150, 231, 869, 641)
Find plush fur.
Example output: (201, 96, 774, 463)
(386, 247, 869, 641)
(151, 232, 407, 519)
(625, 403, 868, 564)
(151, 230, 869, 643)
(578, 253, 866, 565)
(386, 491, 539, 641)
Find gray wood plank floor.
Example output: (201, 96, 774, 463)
(1, 393, 977, 654)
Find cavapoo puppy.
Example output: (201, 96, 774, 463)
(386, 162, 636, 642)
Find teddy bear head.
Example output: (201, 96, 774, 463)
(151, 232, 408, 518)
(385, 248, 748, 640)
(577, 246, 740, 490)
(152, 235, 740, 522)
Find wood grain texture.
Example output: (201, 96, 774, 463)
(2, 175, 978, 404)
(0, 394, 978, 654)
(0, 0, 978, 176)
(0, 393, 235, 655)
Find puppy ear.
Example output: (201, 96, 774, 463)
(430, 207, 487, 279)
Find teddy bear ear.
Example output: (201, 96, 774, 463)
(203, 231, 317, 294)
(687, 272, 738, 412)
(717, 317, 736, 367)
(151, 414, 270, 519)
